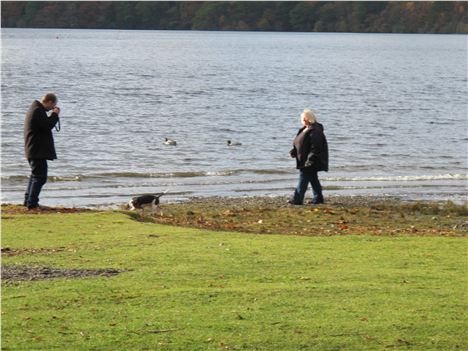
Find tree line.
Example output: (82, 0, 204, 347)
(1, 1, 467, 34)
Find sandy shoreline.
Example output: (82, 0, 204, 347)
(2, 194, 465, 213)
(171, 194, 408, 208)
(2, 194, 467, 238)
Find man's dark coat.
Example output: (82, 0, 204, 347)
(24, 100, 59, 160)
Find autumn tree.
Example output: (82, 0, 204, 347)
(1, 1, 466, 34)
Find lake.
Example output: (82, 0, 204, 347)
(1, 29, 467, 207)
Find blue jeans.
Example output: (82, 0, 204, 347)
(24, 159, 48, 208)
(291, 169, 323, 205)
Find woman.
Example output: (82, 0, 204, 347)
(288, 109, 328, 205)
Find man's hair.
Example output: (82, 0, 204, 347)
(41, 93, 57, 103)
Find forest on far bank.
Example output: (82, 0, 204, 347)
(1, 1, 467, 34)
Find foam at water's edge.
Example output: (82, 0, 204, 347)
(3, 172, 467, 182)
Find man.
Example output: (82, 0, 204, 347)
(23, 93, 61, 210)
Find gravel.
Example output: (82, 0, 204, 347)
(176, 195, 405, 209)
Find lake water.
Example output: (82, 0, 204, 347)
(1, 29, 467, 207)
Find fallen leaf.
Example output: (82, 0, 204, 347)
(395, 338, 410, 345)
(235, 313, 245, 320)
(140, 328, 179, 334)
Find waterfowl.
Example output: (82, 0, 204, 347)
(227, 140, 242, 146)
(164, 138, 177, 146)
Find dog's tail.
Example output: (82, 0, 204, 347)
(154, 189, 169, 198)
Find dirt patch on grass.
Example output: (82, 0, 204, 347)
(1, 247, 71, 257)
(2, 264, 123, 283)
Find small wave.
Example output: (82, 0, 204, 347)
(2, 169, 272, 182)
(95, 171, 207, 178)
(324, 174, 468, 182)
(50, 176, 83, 182)
(1, 175, 83, 182)
(205, 171, 240, 176)
(93, 170, 242, 178)
(251, 169, 292, 175)
(1, 175, 29, 181)
(4, 171, 463, 184)
(94, 169, 291, 178)
(214, 87, 239, 92)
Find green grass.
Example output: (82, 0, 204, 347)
(2, 209, 467, 350)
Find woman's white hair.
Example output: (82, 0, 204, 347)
(301, 109, 317, 123)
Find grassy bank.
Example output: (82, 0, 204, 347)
(1, 200, 467, 350)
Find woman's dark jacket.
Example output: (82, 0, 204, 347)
(290, 122, 328, 171)
(24, 100, 59, 160)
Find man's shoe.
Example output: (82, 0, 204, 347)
(287, 200, 302, 205)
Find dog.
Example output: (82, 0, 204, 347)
(128, 191, 167, 215)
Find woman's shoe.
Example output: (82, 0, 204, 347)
(27, 205, 53, 211)
(308, 199, 324, 205)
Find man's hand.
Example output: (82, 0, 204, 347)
(52, 107, 60, 115)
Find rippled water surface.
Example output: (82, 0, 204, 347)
(1, 29, 467, 206)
